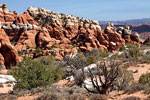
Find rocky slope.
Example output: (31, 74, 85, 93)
(0, 4, 144, 69)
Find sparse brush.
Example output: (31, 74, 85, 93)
(0, 94, 17, 100)
(65, 94, 86, 100)
(88, 94, 108, 100)
(122, 96, 141, 100)
(36, 92, 60, 100)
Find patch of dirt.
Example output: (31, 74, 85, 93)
(128, 64, 150, 81)
(0, 87, 13, 94)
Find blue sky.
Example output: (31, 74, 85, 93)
(1, 0, 150, 21)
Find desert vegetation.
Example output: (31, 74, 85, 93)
(1, 42, 150, 100)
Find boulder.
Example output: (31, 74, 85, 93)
(37, 28, 54, 49)
(0, 29, 19, 69)
(15, 30, 37, 51)
(14, 11, 38, 25)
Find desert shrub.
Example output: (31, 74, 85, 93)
(124, 83, 144, 93)
(126, 43, 142, 59)
(0, 94, 17, 100)
(65, 94, 86, 100)
(110, 53, 124, 59)
(59, 86, 87, 95)
(114, 68, 134, 90)
(9, 89, 30, 97)
(35, 47, 42, 53)
(144, 42, 150, 46)
(122, 96, 141, 100)
(99, 50, 109, 57)
(71, 86, 87, 94)
(10, 87, 44, 97)
(88, 94, 108, 100)
(85, 49, 101, 64)
(86, 55, 97, 65)
(119, 45, 126, 51)
(85, 49, 109, 58)
(36, 56, 57, 66)
(143, 84, 150, 94)
(141, 55, 150, 64)
(9, 56, 64, 90)
(62, 53, 88, 77)
(126, 43, 139, 49)
(37, 92, 60, 100)
(139, 73, 150, 85)
(84, 60, 122, 95)
(74, 70, 85, 87)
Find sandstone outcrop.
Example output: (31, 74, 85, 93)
(0, 4, 144, 69)
(15, 30, 37, 51)
(0, 29, 19, 69)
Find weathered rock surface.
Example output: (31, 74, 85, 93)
(0, 74, 16, 87)
(15, 30, 37, 51)
(0, 4, 144, 69)
(0, 29, 19, 69)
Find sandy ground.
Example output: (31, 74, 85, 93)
(128, 64, 150, 81)
(0, 87, 13, 94)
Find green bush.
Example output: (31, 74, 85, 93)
(86, 55, 97, 65)
(114, 68, 134, 90)
(119, 45, 126, 51)
(127, 43, 142, 59)
(9, 56, 64, 90)
(85, 49, 109, 64)
(139, 73, 150, 85)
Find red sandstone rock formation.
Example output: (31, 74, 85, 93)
(0, 4, 144, 69)
(0, 29, 19, 69)
(14, 11, 38, 25)
(15, 30, 37, 51)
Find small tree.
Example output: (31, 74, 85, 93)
(84, 60, 121, 95)
(63, 53, 88, 77)
(63, 52, 122, 95)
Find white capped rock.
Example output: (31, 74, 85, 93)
(27, 24, 33, 30)
(96, 25, 101, 31)
(92, 20, 99, 25)
(32, 24, 37, 29)
(110, 42, 116, 46)
(124, 26, 130, 30)
(84, 23, 90, 29)
(124, 29, 131, 35)
(22, 24, 27, 31)
(83, 64, 97, 72)
(131, 32, 139, 38)
(0, 75, 16, 83)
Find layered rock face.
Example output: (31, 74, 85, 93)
(0, 29, 19, 69)
(0, 4, 144, 69)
